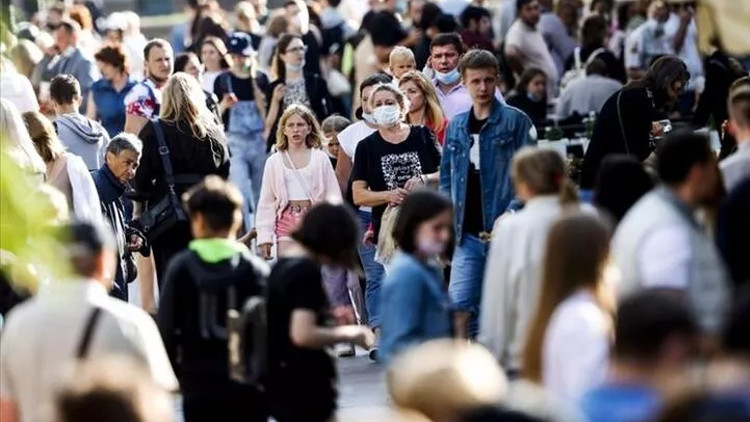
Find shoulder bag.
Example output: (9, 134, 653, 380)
(134, 119, 188, 242)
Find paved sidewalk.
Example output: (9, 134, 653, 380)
(337, 350, 397, 421)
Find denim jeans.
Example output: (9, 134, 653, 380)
(227, 131, 267, 227)
(357, 209, 385, 328)
(448, 234, 489, 338)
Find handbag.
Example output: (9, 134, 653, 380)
(135, 119, 188, 242)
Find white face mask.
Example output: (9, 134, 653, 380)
(417, 237, 446, 257)
(373, 105, 401, 127)
(362, 111, 376, 125)
(285, 59, 305, 72)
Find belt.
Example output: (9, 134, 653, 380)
(287, 204, 311, 213)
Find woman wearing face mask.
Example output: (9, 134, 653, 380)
(88, 44, 137, 137)
(580, 56, 690, 190)
(378, 190, 454, 365)
(399, 70, 448, 144)
(506, 68, 549, 132)
(265, 33, 333, 150)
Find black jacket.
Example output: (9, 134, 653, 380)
(157, 249, 265, 389)
(91, 164, 135, 300)
(580, 85, 664, 189)
(266, 72, 333, 148)
(693, 51, 746, 129)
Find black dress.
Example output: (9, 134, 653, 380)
(580, 85, 664, 189)
(133, 120, 230, 284)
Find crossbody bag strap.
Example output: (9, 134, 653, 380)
(616, 90, 631, 155)
(76, 307, 103, 360)
(151, 118, 178, 191)
(283, 151, 315, 202)
(585, 47, 607, 66)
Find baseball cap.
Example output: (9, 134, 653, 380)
(227, 32, 255, 57)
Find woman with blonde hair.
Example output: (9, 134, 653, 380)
(522, 212, 614, 404)
(399, 71, 448, 144)
(0, 99, 45, 180)
(22, 111, 102, 224)
(256, 104, 341, 260)
(479, 147, 578, 376)
(133, 72, 230, 283)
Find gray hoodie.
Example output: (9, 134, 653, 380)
(55, 113, 110, 170)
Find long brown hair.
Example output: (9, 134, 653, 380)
(522, 213, 611, 383)
(511, 147, 578, 205)
(201, 36, 232, 70)
(274, 104, 323, 151)
(399, 70, 445, 130)
(22, 111, 66, 163)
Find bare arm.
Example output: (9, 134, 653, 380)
(0, 399, 19, 422)
(334, 139, 352, 194)
(352, 180, 398, 208)
(124, 114, 149, 135)
(86, 91, 97, 120)
(290, 309, 374, 349)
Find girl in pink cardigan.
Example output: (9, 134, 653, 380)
(256, 105, 342, 259)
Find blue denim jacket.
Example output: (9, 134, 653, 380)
(379, 252, 452, 365)
(439, 98, 534, 243)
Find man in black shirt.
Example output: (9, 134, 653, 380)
(439, 50, 535, 339)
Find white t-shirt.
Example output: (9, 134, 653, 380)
(0, 281, 178, 422)
(624, 22, 648, 70)
(664, 15, 704, 90)
(505, 20, 559, 98)
(202, 70, 224, 95)
(338, 120, 377, 162)
(1, 71, 39, 113)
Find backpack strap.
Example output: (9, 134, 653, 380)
(616, 90, 631, 155)
(142, 79, 160, 115)
(76, 307, 103, 360)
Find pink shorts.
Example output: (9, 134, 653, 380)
(274, 205, 310, 240)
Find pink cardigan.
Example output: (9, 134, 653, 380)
(256, 149, 342, 244)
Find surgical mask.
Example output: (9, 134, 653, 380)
(417, 238, 445, 257)
(434, 68, 460, 85)
(373, 105, 401, 127)
(527, 92, 543, 102)
(362, 111, 376, 125)
(285, 59, 305, 72)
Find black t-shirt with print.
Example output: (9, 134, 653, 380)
(352, 125, 441, 238)
(462, 111, 487, 236)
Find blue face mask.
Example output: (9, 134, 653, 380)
(527, 92, 543, 103)
(435, 68, 460, 85)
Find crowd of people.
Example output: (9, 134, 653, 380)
(1, 0, 749, 421)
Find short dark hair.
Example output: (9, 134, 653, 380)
(143, 38, 172, 63)
(460, 6, 491, 29)
(173, 52, 197, 74)
(729, 85, 750, 129)
(614, 290, 698, 363)
(586, 58, 608, 77)
(94, 44, 130, 74)
(430, 32, 465, 55)
(182, 176, 244, 233)
(393, 190, 453, 254)
(458, 48, 499, 76)
(417, 2, 443, 31)
(50, 74, 81, 105)
(360, 72, 393, 96)
(516, 0, 536, 12)
(655, 131, 714, 185)
(291, 203, 360, 269)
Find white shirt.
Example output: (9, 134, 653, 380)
(637, 225, 692, 290)
(720, 140, 750, 192)
(664, 14, 704, 89)
(202, 70, 224, 94)
(439, 0, 470, 16)
(624, 22, 648, 70)
(556, 74, 623, 119)
(338, 120, 377, 161)
(0, 281, 178, 422)
(479, 196, 565, 370)
(284, 164, 314, 201)
(0, 70, 39, 113)
(543, 290, 610, 404)
(505, 20, 559, 98)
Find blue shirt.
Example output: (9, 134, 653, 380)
(439, 98, 534, 243)
(378, 252, 452, 365)
(91, 77, 137, 137)
(580, 384, 661, 422)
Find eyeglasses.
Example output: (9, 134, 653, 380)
(285, 46, 308, 54)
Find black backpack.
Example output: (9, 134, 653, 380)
(183, 251, 269, 388)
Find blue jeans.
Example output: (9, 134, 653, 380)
(227, 132, 266, 227)
(448, 234, 489, 338)
(357, 209, 385, 328)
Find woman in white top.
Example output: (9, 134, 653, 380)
(522, 212, 614, 405)
(479, 148, 578, 374)
(22, 111, 103, 224)
(200, 36, 231, 94)
(256, 105, 341, 260)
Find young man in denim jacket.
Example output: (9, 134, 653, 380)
(440, 49, 536, 339)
